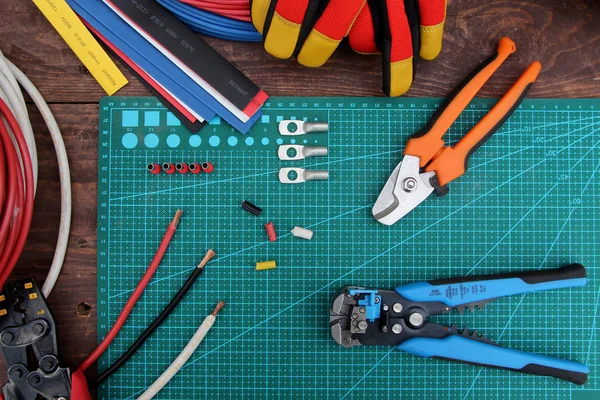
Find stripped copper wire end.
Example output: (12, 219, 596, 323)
(211, 301, 226, 316)
(197, 249, 216, 269)
(170, 209, 183, 228)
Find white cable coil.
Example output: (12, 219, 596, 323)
(0, 50, 72, 297)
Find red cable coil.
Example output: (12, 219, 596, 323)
(0, 98, 35, 291)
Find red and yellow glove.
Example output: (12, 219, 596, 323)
(251, 0, 447, 96)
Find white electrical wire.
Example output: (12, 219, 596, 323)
(0, 50, 72, 297)
(137, 302, 225, 400)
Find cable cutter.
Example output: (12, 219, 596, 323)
(330, 264, 589, 384)
(373, 37, 541, 225)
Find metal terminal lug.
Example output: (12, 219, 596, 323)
(279, 168, 329, 184)
(278, 145, 328, 160)
(279, 120, 328, 135)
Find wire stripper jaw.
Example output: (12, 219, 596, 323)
(330, 287, 452, 349)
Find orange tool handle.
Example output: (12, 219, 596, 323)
(404, 37, 517, 166)
(426, 61, 542, 186)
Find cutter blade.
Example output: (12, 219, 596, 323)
(372, 155, 435, 225)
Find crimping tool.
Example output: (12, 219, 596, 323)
(0, 280, 71, 400)
(330, 264, 589, 384)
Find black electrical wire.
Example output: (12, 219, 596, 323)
(94, 261, 208, 386)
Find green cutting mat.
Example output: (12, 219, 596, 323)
(97, 97, 599, 400)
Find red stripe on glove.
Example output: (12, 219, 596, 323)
(347, 3, 377, 54)
(387, 0, 413, 62)
(313, 0, 365, 41)
(276, 0, 310, 24)
(418, 0, 446, 26)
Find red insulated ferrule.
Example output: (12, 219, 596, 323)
(176, 163, 189, 174)
(147, 163, 161, 175)
(162, 163, 176, 174)
(201, 162, 214, 174)
(265, 222, 277, 242)
(189, 163, 202, 174)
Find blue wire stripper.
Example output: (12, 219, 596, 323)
(330, 264, 589, 384)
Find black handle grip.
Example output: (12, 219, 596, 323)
(429, 263, 586, 285)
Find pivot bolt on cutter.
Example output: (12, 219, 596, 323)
(330, 264, 589, 384)
(373, 37, 542, 225)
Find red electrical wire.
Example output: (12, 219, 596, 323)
(76, 210, 183, 373)
(180, 0, 252, 22)
(0, 97, 35, 291)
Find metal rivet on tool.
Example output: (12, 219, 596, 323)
(2, 332, 14, 343)
(374, 297, 380, 304)
(402, 177, 418, 193)
(359, 307, 365, 314)
(382, 305, 389, 311)
(352, 313, 358, 319)
(33, 323, 44, 335)
(353, 327, 360, 333)
(382, 326, 388, 333)
(30, 375, 40, 385)
(409, 313, 424, 327)
(358, 321, 368, 330)
(392, 324, 403, 334)
(343, 337, 351, 345)
(12, 369, 23, 379)
(57, 397, 67, 400)
(392, 303, 403, 313)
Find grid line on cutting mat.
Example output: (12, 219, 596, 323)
(97, 97, 599, 400)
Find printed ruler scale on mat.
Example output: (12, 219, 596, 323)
(97, 97, 599, 400)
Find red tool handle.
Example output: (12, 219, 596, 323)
(404, 37, 517, 166)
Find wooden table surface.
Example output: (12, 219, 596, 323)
(0, 0, 598, 393)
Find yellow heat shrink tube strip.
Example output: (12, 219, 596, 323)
(33, 0, 128, 95)
(256, 260, 277, 271)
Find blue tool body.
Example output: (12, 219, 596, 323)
(330, 264, 590, 384)
(397, 336, 589, 375)
(395, 277, 588, 306)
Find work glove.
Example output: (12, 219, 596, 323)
(251, 0, 447, 96)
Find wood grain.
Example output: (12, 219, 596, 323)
(0, 0, 599, 396)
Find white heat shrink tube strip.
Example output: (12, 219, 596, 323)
(137, 303, 224, 400)
(0, 50, 72, 297)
